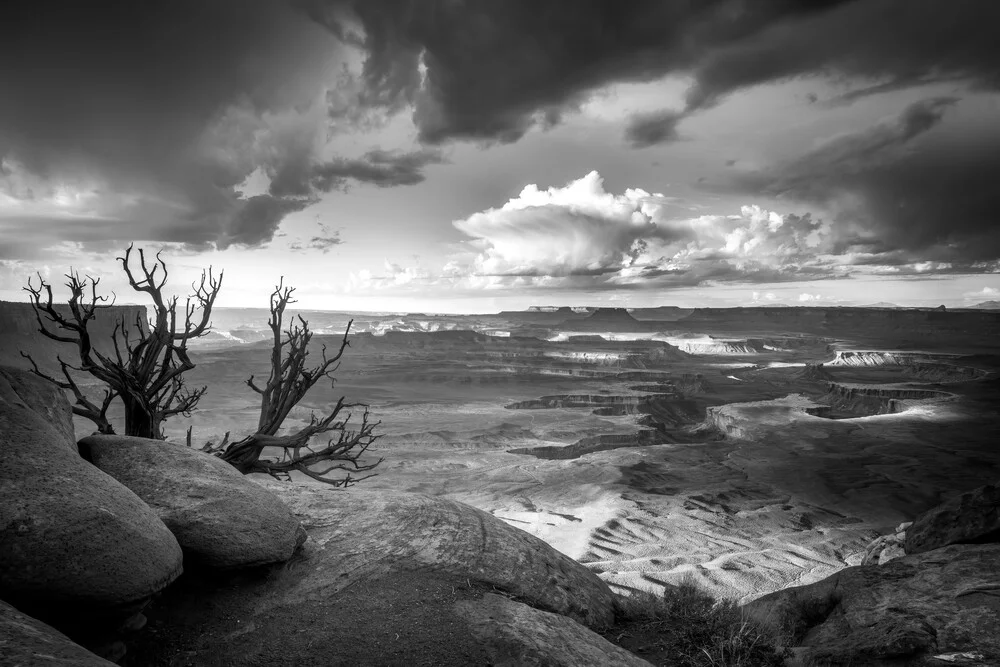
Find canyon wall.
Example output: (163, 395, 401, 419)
(0, 301, 148, 371)
(672, 307, 1000, 341)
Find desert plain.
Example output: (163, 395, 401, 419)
(45, 303, 983, 607)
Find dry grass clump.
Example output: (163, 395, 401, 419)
(605, 579, 790, 667)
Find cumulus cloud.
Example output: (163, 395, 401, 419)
(452, 171, 672, 276)
(438, 168, 1000, 293)
(751, 292, 779, 303)
(712, 97, 1000, 269)
(347, 260, 433, 292)
(446, 172, 852, 290)
(961, 286, 1000, 305)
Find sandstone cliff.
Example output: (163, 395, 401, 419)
(0, 301, 148, 372)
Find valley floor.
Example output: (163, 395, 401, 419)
(147, 321, 1000, 604)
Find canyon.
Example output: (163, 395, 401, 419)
(3, 302, 999, 607)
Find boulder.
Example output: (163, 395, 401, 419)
(748, 544, 1000, 665)
(123, 481, 624, 665)
(860, 521, 911, 565)
(78, 435, 305, 569)
(455, 593, 653, 667)
(905, 482, 1000, 555)
(0, 367, 183, 631)
(0, 598, 115, 666)
(257, 478, 617, 628)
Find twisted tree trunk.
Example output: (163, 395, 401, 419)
(212, 279, 382, 486)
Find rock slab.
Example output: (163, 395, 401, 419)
(122, 481, 626, 665)
(456, 593, 653, 667)
(78, 435, 305, 569)
(0, 367, 183, 629)
(905, 481, 1000, 555)
(749, 544, 1000, 665)
(257, 477, 617, 628)
(0, 598, 115, 666)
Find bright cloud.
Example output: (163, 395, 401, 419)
(452, 171, 669, 277)
(449, 172, 841, 288)
(343, 171, 994, 298)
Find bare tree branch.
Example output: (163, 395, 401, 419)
(20, 351, 116, 434)
(23, 245, 222, 438)
(214, 278, 382, 486)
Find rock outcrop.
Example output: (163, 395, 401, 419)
(0, 367, 183, 631)
(573, 307, 643, 332)
(0, 599, 115, 666)
(455, 593, 653, 667)
(827, 350, 934, 367)
(905, 481, 1000, 555)
(120, 479, 625, 664)
(751, 480, 1000, 664)
(78, 434, 305, 569)
(749, 544, 1000, 665)
(256, 478, 616, 628)
(676, 339, 760, 355)
(860, 522, 911, 565)
(821, 383, 949, 417)
(797, 363, 834, 382)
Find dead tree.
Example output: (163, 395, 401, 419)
(206, 279, 382, 486)
(23, 244, 222, 439)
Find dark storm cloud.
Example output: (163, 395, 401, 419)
(219, 196, 315, 250)
(308, 148, 446, 192)
(306, 0, 998, 145)
(304, 0, 850, 145)
(267, 146, 444, 197)
(712, 97, 1000, 268)
(0, 1, 443, 252)
(624, 110, 684, 148)
(0, 1, 339, 248)
(684, 0, 1000, 112)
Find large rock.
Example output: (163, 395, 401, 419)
(0, 368, 183, 631)
(905, 481, 1000, 555)
(257, 478, 617, 627)
(0, 598, 115, 666)
(748, 544, 1000, 665)
(455, 593, 653, 667)
(123, 481, 624, 665)
(78, 435, 305, 569)
(860, 521, 910, 565)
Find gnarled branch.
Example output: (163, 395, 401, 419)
(214, 278, 381, 486)
(24, 245, 222, 438)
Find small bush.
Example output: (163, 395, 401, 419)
(605, 579, 790, 667)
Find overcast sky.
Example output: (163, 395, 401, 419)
(2, 0, 999, 312)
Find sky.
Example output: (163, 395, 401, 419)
(1, 0, 999, 313)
